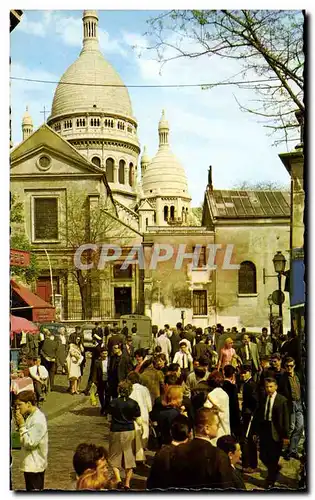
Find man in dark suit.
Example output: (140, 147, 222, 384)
(278, 357, 304, 460)
(93, 348, 110, 415)
(120, 319, 129, 339)
(217, 435, 246, 489)
(169, 327, 181, 359)
(222, 365, 241, 439)
(147, 414, 191, 490)
(238, 334, 260, 381)
(166, 408, 235, 489)
(182, 324, 196, 347)
(253, 377, 290, 488)
(107, 343, 132, 399)
(240, 365, 259, 473)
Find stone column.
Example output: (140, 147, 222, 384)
(114, 164, 119, 184)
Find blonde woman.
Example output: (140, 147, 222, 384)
(217, 338, 241, 371)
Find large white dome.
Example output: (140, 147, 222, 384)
(49, 11, 133, 121)
(142, 111, 190, 198)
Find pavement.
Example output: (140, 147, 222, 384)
(11, 361, 302, 491)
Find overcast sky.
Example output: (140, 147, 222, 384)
(10, 9, 294, 205)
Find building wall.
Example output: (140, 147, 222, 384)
(143, 228, 215, 328)
(214, 222, 290, 331)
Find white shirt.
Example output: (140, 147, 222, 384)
(264, 391, 277, 421)
(29, 365, 49, 382)
(19, 408, 48, 472)
(156, 334, 172, 362)
(173, 350, 193, 369)
(101, 359, 108, 380)
(59, 334, 67, 345)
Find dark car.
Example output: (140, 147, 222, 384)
(38, 322, 67, 337)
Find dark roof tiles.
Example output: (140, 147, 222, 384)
(208, 189, 290, 218)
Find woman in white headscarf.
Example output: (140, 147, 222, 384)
(127, 371, 152, 462)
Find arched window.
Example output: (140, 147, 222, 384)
(106, 158, 114, 183)
(119, 160, 125, 184)
(164, 206, 169, 221)
(129, 163, 134, 186)
(170, 206, 175, 220)
(238, 261, 257, 294)
(91, 156, 101, 168)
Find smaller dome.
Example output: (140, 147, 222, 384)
(22, 106, 33, 126)
(142, 110, 190, 199)
(141, 145, 150, 164)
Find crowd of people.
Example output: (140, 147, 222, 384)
(11, 320, 305, 491)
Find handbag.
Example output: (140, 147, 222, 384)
(89, 382, 97, 406)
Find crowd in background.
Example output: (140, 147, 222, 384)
(11, 320, 305, 491)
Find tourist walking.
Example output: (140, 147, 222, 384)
(278, 357, 304, 460)
(217, 338, 241, 371)
(66, 336, 84, 395)
(108, 380, 141, 490)
(204, 370, 230, 445)
(128, 371, 152, 461)
(14, 391, 48, 491)
(240, 365, 259, 473)
(165, 408, 235, 489)
(40, 329, 58, 391)
(253, 377, 290, 488)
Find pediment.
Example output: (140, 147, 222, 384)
(138, 199, 154, 211)
(10, 124, 103, 177)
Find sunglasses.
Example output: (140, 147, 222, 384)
(286, 364, 294, 368)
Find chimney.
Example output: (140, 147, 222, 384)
(208, 165, 213, 192)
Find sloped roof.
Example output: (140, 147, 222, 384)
(207, 189, 290, 218)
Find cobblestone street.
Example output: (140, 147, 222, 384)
(11, 361, 301, 492)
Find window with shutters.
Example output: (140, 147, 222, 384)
(238, 261, 257, 294)
(193, 290, 207, 315)
(33, 197, 58, 241)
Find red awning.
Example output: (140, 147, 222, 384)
(10, 315, 39, 339)
(10, 279, 55, 323)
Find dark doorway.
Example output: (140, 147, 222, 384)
(36, 277, 59, 304)
(114, 287, 132, 317)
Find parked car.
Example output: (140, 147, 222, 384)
(66, 324, 97, 353)
(38, 322, 66, 337)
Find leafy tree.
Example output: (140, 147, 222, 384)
(60, 192, 136, 320)
(10, 194, 39, 284)
(145, 10, 304, 146)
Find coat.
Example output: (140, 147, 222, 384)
(168, 438, 236, 489)
(253, 392, 290, 442)
(57, 335, 69, 366)
(238, 342, 260, 371)
(130, 383, 152, 460)
(278, 371, 302, 414)
(204, 387, 230, 445)
(169, 332, 181, 358)
(222, 380, 241, 436)
(242, 378, 258, 416)
(66, 343, 83, 380)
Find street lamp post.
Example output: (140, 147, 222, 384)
(272, 251, 287, 336)
(267, 294, 273, 335)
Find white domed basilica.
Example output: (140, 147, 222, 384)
(10, 10, 291, 331)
